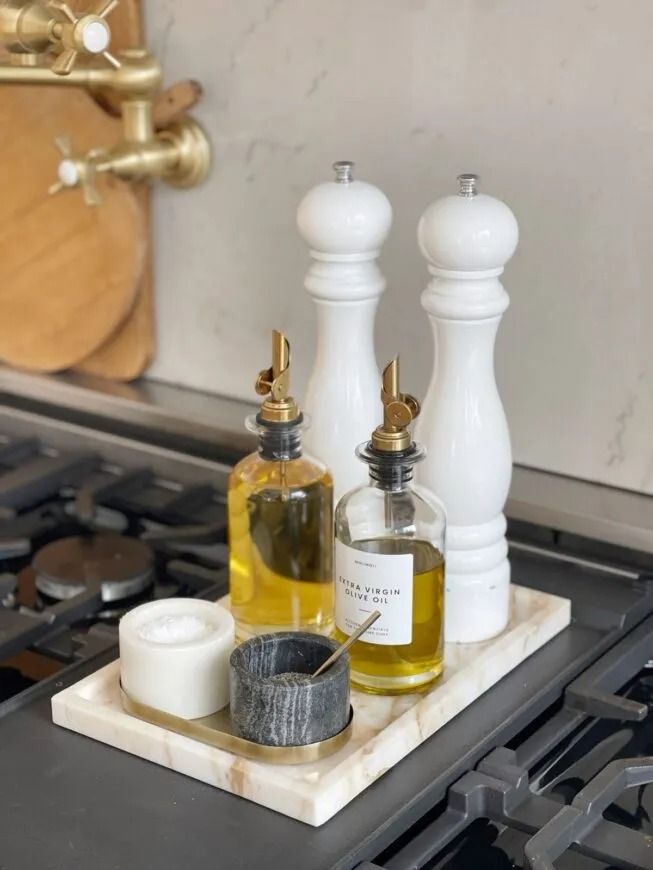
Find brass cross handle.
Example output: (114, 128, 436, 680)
(48, 136, 107, 206)
(47, 0, 120, 75)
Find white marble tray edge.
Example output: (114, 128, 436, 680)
(50, 666, 307, 817)
(313, 586, 571, 814)
(51, 585, 571, 826)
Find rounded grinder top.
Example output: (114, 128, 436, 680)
(297, 161, 392, 261)
(418, 174, 518, 273)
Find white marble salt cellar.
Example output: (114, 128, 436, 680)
(119, 598, 234, 719)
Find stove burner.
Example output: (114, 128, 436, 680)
(32, 535, 154, 603)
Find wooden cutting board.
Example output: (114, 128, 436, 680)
(74, 188, 153, 380)
(0, 85, 146, 372)
(0, 0, 153, 378)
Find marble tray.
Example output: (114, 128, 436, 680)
(51, 584, 570, 826)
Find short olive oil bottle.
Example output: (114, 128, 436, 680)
(334, 358, 446, 694)
(228, 330, 334, 640)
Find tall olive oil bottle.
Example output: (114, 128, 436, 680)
(334, 357, 446, 694)
(228, 330, 334, 640)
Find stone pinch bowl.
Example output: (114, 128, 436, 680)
(229, 632, 351, 747)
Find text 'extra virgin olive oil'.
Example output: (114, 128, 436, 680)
(334, 357, 446, 694)
(228, 330, 334, 640)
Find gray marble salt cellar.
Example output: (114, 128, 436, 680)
(229, 633, 350, 746)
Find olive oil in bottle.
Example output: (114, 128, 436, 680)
(334, 357, 446, 694)
(228, 330, 334, 640)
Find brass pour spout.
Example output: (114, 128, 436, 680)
(255, 330, 300, 425)
(371, 357, 420, 453)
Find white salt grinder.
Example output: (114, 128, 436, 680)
(415, 174, 519, 643)
(297, 161, 393, 502)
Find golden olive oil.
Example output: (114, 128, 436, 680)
(334, 538, 444, 694)
(334, 357, 446, 695)
(229, 451, 334, 639)
(227, 330, 335, 640)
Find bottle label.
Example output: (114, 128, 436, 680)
(335, 540, 413, 645)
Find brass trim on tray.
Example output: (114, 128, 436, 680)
(119, 684, 354, 764)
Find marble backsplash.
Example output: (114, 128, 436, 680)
(144, 0, 653, 495)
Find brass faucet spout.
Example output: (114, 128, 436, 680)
(97, 138, 178, 182)
(0, 48, 162, 94)
(0, 63, 95, 85)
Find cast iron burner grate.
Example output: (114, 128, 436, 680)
(0, 433, 230, 712)
(365, 614, 653, 870)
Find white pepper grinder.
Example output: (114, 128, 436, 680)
(415, 174, 519, 643)
(297, 161, 393, 501)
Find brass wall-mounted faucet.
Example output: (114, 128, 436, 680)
(0, 0, 211, 202)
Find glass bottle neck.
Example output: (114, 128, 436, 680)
(355, 440, 424, 492)
(258, 426, 302, 462)
(368, 462, 414, 492)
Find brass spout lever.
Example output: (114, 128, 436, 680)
(255, 329, 291, 401)
(371, 358, 421, 453)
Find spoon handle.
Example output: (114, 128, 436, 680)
(312, 610, 381, 678)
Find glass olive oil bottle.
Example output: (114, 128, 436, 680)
(228, 330, 334, 640)
(334, 358, 446, 694)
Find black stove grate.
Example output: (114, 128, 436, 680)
(0, 432, 230, 714)
(365, 614, 653, 870)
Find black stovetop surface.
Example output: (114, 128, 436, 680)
(0, 426, 652, 869)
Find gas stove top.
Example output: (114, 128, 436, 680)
(367, 612, 653, 869)
(0, 408, 230, 715)
(0, 372, 652, 870)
